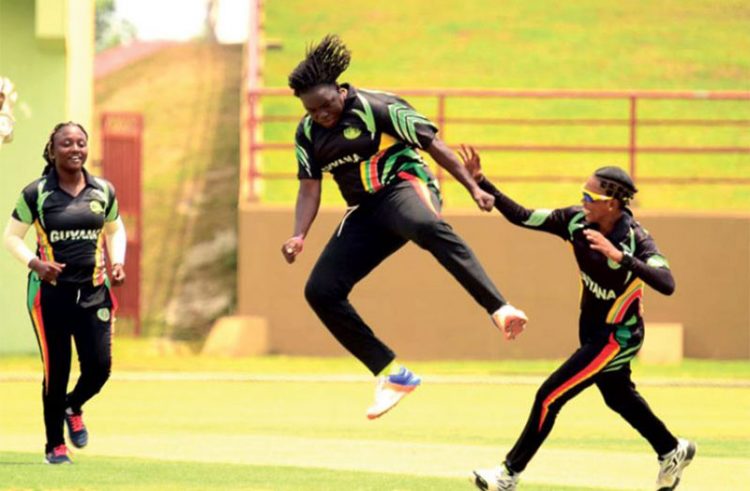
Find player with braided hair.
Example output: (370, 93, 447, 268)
(459, 147, 695, 491)
(3, 122, 127, 464)
(282, 35, 528, 419)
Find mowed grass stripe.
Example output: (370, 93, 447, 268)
(0, 452, 607, 491)
(2, 371, 749, 388)
(1, 434, 747, 490)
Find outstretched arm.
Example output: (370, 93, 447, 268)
(426, 138, 495, 211)
(458, 145, 569, 239)
(281, 179, 322, 264)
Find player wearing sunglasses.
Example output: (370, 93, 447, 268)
(458, 146, 695, 491)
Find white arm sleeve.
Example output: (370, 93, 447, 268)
(104, 216, 127, 265)
(3, 217, 35, 267)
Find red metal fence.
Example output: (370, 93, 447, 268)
(245, 87, 750, 200)
(101, 112, 143, 335)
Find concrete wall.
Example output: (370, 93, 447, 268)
(238, 204, 750, 360)
(0, 0, 94, 353)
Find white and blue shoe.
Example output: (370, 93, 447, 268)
(366, 366, 421, 420)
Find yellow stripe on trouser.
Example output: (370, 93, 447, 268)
(606, 280, 644, 324)
(398, 172, 439, 217)
(538, 333, 620, 431)
(29, 289, 51, 393)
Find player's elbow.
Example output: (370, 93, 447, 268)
(659, 277, 676, 296)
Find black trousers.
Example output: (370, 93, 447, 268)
(305, 179, 506, 375)
(505, 320, 678, 473)
(27, 274, 114, 452)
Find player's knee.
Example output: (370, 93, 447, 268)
(305, 275, 340, 308)
(601, 391, 628, 412)
(94, 370, 110, 391)
(87, 358, 111, 388)
(533, 389, 548, 408)
(533, 384, 558, 411)
(411, 219, 447, 248)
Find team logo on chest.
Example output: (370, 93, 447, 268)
(343, 126, 361, 140)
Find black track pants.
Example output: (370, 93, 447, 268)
(505, 323, 678, 473)
(27, 274, 114, 452)
(305, 180, 506, 375)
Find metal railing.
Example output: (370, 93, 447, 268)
(245, 87, 750, 202)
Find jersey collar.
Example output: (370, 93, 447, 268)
(44, 167, 99, 191)
(608, 212, 633, 243)
(341, 83, 357, 109)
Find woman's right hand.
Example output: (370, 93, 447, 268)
(458, 145, 484, 183)
(281, 235, 305, 264)
(29, 258, 65, 283)
(111, 263, 126, 286)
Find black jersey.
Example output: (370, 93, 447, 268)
(11, 168, 120, 285)
(480, 180, 675, 327)
(294, 84, 439, 206)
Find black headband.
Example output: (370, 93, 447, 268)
(594, 166, 637, 203)
(598, 178, 636, 203)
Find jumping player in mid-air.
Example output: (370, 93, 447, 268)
(459, 146, 695, 491)
(281, 35, 527, 420)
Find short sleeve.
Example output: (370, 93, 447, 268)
(105, 182, 119, 222)
(367, 91, 438, 150)
(11, 186, 36, 225)
(94, 177, 119, 222)
(295, 116, 321, 180)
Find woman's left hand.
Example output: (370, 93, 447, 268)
(583, 229, 624, 263)
(111, 263, 126, 286)
(457, 145, 484, 183)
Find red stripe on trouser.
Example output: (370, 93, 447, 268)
(369, 155, 381, 191)
(30, 290, 51, 394)
(538, 333, 620, 431)
(612, 289, 642, 323)
(109, 286, 119, 316)
(397, 172, 440, 217)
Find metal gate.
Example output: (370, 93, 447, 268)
(100, 112, 143, 335)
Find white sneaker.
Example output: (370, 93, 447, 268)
(471, 465, 519, 491)
(656, 438, 696, 490)
(365, 366, 421, 420)
(491, 305, 528, 340)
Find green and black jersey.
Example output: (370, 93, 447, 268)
(11, 168, 120, 285)
(294, 84, 439, 206)
(480, 179, 675, 329)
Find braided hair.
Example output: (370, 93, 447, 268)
(42, 121, 88, 176)
(288, 34, 351, 96)
(594, 166, 638, 206)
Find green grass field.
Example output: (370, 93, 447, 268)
(1, 340, 749, 490)
(259, 0, 750, 211)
